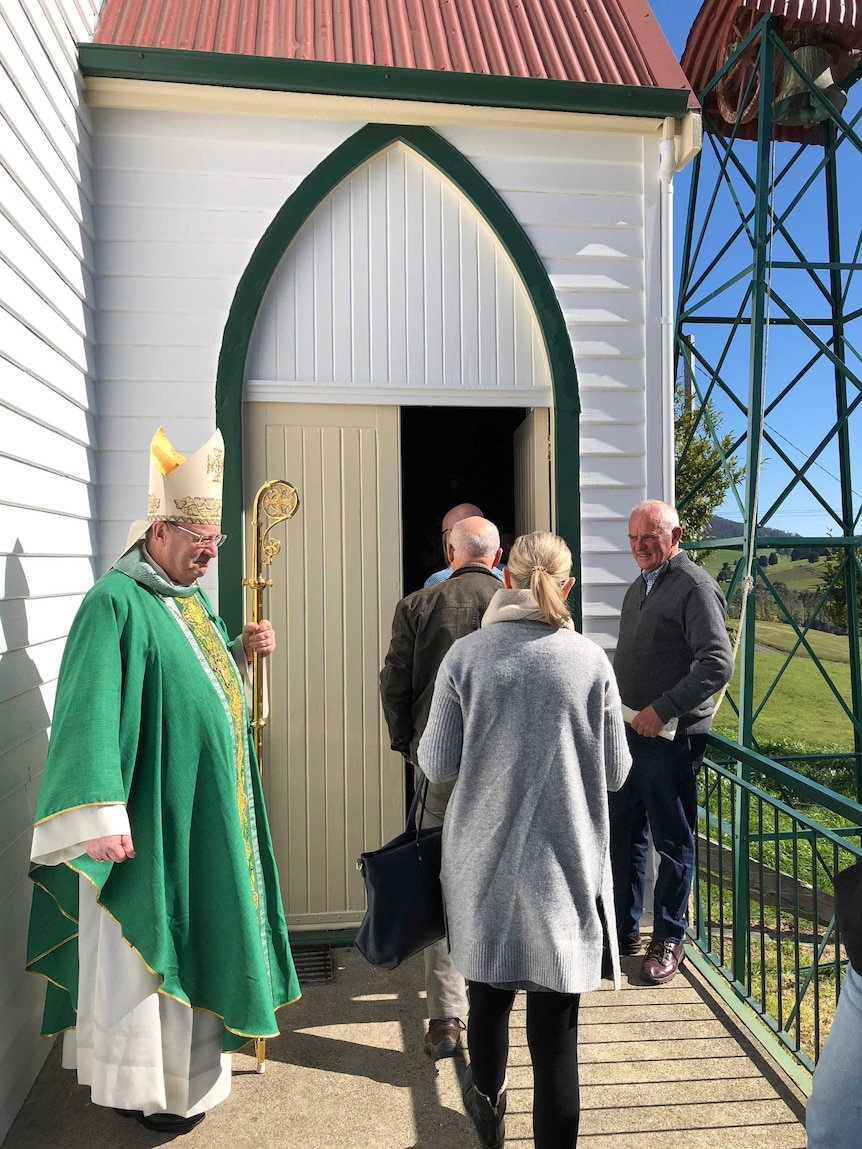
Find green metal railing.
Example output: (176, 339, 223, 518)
(689, 733, 862, 1087)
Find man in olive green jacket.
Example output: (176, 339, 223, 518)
(380, 516, 502, 1059)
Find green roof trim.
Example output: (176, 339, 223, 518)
(78, 42, 690, 120)
(213, 123, 581, 635)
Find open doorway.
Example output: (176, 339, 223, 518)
(400, 406, 528, 593)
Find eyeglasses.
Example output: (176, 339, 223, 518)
(168, 523, 228, 548)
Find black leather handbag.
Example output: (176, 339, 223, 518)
(354, 779, 445, 970)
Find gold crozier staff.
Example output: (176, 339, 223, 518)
(243, 478, 300, 1071)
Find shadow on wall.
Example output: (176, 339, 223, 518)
(1, 541, 51, 798)
(0, 540, 51, 958)
(0, 540, 55, 1137)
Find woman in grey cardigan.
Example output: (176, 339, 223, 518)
(419, 532, 631, 1149)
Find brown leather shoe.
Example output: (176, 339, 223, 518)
(641, 939, 685, 984)
(424, 1017, 465, 1059)
(619, 933, 642, 956)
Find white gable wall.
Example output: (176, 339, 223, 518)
(245, 142, 552, 405)
(93, 107, 668, 646)
(0, 0, 101, 1139)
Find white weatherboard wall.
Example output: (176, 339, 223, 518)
(0, 0, 101, 1139)
(94, 110, 359, 592)
(94, 107, 666, 649)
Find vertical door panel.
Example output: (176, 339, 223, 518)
(244, 403, 403, 930)
(514, 408, 552, 536)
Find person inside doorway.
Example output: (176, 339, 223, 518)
(424, 503, 504, 587)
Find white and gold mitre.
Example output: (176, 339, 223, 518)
(124, 426, 225, 553)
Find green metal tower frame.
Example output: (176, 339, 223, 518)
(675, 14, 862, 1063)
(677, 14, 862, 800)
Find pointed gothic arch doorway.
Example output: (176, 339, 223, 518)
(217, 125, 577, 930)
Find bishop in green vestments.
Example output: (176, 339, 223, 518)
(27, 428, 300, 1135)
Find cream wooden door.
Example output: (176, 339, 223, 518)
(514, 408, 552, 536)
(244, 402, 404, 931)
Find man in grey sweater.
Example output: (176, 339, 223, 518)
(380, 517, 502, 1058)
(612, 500, 733, 985)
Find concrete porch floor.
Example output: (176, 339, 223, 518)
(5, 946, 808, 1149)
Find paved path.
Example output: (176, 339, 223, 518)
(5, 947, 807, 1149)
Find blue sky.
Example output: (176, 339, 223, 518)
(647, 1, 862, 539)
(649, 0, 697, 56)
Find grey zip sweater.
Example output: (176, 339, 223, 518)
(418, 589, 632, 994)
(613, 550, 734, 734)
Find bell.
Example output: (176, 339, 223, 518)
(773, 45, 847, 126)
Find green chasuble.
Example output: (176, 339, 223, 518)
(27, 549, 300, 1050)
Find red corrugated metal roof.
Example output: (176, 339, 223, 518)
(745, 0, 861, 25)
(93, 0, 694, 95)
(681, 0, 862, 141)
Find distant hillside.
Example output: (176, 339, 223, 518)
(708, 516, 801, 541)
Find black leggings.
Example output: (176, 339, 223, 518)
(467, 981, 581, 1149)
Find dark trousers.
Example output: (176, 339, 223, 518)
(609, 729, 706, 943)
(467, 981, 581, 1149)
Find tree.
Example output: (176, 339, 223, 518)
(768, 551, 778, 565)
(675, 384, 744, 564)
(815, 548, 862, 632)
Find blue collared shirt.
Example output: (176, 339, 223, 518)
(642, 559, 669, 595)
(424, 564, 505, 588)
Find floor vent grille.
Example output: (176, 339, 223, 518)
(292, 943, 334, 985)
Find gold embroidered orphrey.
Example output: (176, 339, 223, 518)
(148, 494, 161, 516)
(176, 594, 260, 914)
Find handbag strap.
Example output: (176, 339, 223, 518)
(406, 774, 430, 833)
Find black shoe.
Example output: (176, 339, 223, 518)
(462, 1063, 506, 1149)
(114, 1108, 206, 1134)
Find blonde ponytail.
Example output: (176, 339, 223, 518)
(507, 532, 573, 628)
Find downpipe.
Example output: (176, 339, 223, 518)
(659, 117, 677, 503)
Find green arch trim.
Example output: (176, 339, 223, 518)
(216, 123, 581, 634)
